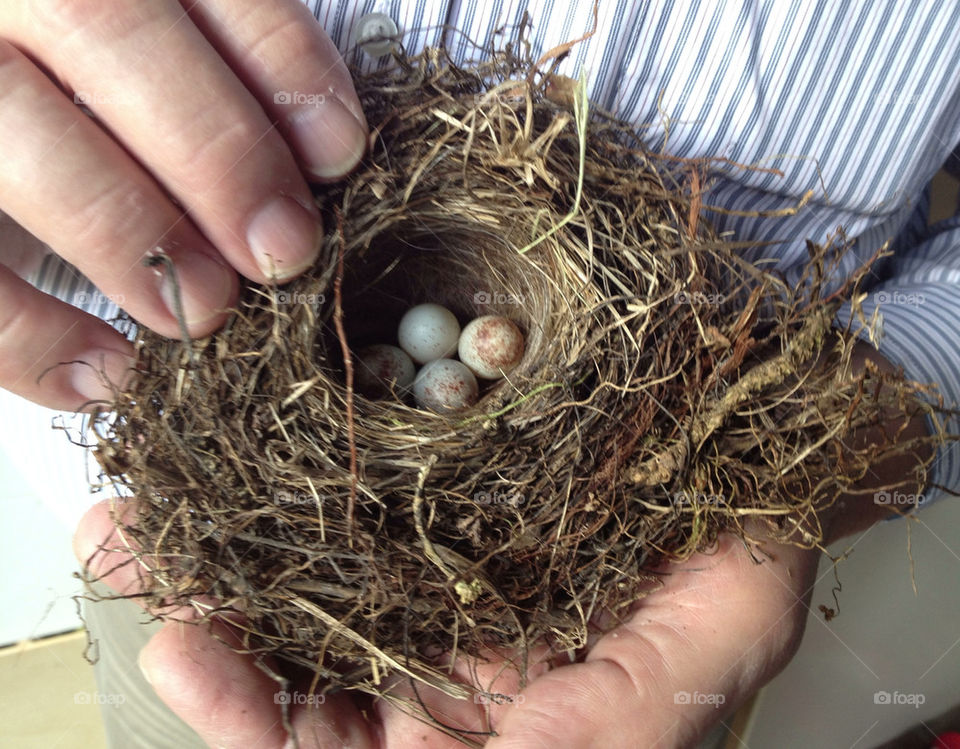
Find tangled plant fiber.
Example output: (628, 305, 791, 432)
(83, 38, 948, 745)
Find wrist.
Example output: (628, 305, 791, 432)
(818, 340, 934, 543)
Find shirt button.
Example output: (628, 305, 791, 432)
(355, 12, 399, 57)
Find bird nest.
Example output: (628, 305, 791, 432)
(82, 41, 945, 745)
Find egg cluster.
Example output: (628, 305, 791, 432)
(355, 303, 525, 413)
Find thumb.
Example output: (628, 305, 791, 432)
(488, 534, 819, 748)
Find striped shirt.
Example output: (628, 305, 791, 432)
(32, 0, 960, 510)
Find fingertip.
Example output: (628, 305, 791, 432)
(72, 497, 141, 588)
(135, 621, 175, 694)
(246, 195, 323, 282)
(137, 619, 288, 747)
(154, 248, 239, 337)
(72, 501, 105, 569)
(69, 346, 136, 410)
(286, 96, 369, 182)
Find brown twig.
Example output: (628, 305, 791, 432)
(527, 0, 599, 87)
(333, 206, 358, 547)
(628, 307, 833, 487)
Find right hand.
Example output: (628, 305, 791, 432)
(0, 0, 368, 410)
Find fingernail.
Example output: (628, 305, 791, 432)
(137, 650, 154, 687)
(247, 196, 322, 281)
(71, 348, 135, 406)
(286, 95, 368, 180)
(158, 251, 235, 328)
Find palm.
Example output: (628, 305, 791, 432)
(380, 531, 819, 749)
(485, 532, 818, 748)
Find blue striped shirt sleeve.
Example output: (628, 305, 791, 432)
(839, 215, 960, 511)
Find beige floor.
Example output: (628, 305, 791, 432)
(0, 630, 107, 748)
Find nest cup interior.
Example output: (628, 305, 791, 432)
(332, 220, 556, 409)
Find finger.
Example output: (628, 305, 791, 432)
(139, 611, 382, 749)
(138, 619, 378, 749)
(375, 644, 555, 747)
(0, 210, 48, 278)
(77, 497, 256, 630)
(374, 674, 492, 747)
(0, 39, 238, 338)
(182, 0, 369, 182)
(8, 1, 339, 284)
(486, 534, 818, 748)
(0, 265, 134, 410)
(78, 498, 375, 748)
(74, 498, 154, 599)
(74, 498, 235, 623)
(73, 498, 195, 616)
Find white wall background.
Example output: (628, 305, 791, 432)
(0, 390, 104, 646)
(748, 496, 960, 748)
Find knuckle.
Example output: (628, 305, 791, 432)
(167, 114, 272, 194)
(30, 0, 150, 41)
(246, 16, 323, 76)
(65, 177, 157, 256)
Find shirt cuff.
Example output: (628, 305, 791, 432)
(834, 277, 960, 516)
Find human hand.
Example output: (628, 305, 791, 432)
(0, 0, 367, 411)
(75, 498, 819, 748)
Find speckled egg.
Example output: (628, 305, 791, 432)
(355, 344, 416, 397)
(412, 358, 479, 412)
(458, 315, 525, 379)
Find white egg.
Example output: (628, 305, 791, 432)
(355, 344, 415, 397)
(458, 316, 525, 379)
(398, 304, 461, 364)
(413, 359, 479, 412)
